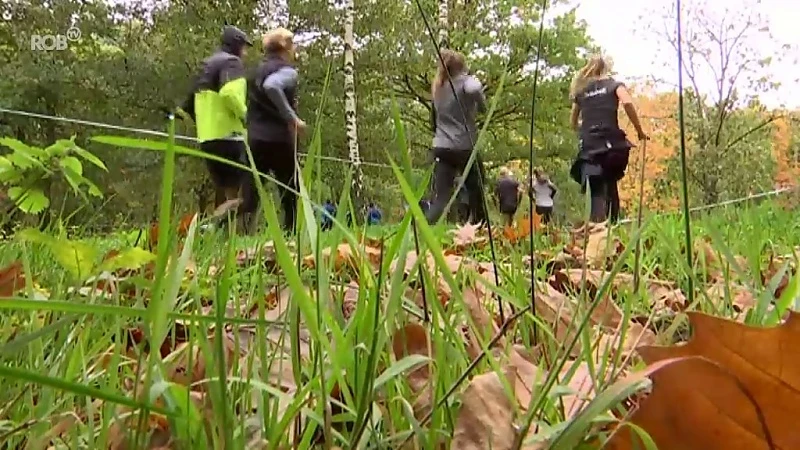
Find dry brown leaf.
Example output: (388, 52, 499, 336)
(29, 413, 79, 450)
(211, 198, 243, 219)
(165, 331, 239, 389)
(762, 255, 794, 299)
(108, 410, 172, 450)
(693, 238, 749, 282)
(148, 213, 197, 251)
(391, 251, 466, 306)
(608, 312, 800, 450)
(560, 222, 624, 270)
(392, 323, 430, 392)
(0, 260, 25, 297)
(452, 350, 545, 450)
(550, 269, 686, 315)
(462, 287, 505, 359)
(705, 282, 757, 315)
(452, 286, 549, 449)
(303, 242, 381, 273)
(649, 284, 688, 315)
(449, 222, 488, 253)
(594, 322, 658, 362)
(535, 281, 623, 343)
(340, 281, 359, 319)
(392, 323, 433, 418)
(246, 286, 292, 321)
(559, 361, 602, 420)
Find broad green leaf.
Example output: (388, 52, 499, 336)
(71, 144, 108, 171)
(85, 179, 103, 197)
(98, 247, 156, 273)
(5, 151, 38, 170)
(17, 229, 98, 279)
(0, 156, 15, 181)
(8, 187, 49, 214)
(59, 156, 83, 176)
(45, 138, 80, 158)
(61, 166, 84, 195)
(0, 137, 46, 159)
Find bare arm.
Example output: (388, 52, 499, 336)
(616, 85, 646, 138)
(570, 103, 580, 131)
(548, 182, 557, 198)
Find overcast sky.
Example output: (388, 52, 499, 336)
(573, 0, 800, 109)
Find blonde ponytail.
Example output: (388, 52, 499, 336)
(431, 49, 466, 98)
(569, 55, 611, 99)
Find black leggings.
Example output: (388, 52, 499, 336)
(535, 205, 553, 224)
(587, 176, 620, 223)
(241, 140, 299, 232)
(426, 148, 487, 224)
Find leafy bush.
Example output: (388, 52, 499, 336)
(0, 136, 106, 214)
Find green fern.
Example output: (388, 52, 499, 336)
(0, 136, 106, 214)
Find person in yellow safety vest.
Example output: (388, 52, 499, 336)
(179, 25, 253, 210)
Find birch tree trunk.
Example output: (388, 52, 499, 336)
(343, 0, 364, 200)
(437, 0, 449, 48)
(265, 0, 279, 28)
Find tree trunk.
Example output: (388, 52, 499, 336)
(343, 0, 364, 201)
(265, 0, 279, 28)
(437, 0, 449, 48)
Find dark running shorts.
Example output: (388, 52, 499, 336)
(200, 139, 246, 189)
(499, 201, 518, 215)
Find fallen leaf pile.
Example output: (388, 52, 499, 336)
(4, 215, 799, 449)
(387, 222, 799, 449)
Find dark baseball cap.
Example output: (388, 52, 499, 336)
(221, 25, 253, 48)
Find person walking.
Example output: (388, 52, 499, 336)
(366, 202, 382, 225)
(494, 167, 521, 226)
(321, 199, 336, 231)
(531, 169, 557, 225)
(425, 49, 488, 226)
(241, 27, 307, 233)
(568, 55, 648, 223)
(180, 25, 252, 211)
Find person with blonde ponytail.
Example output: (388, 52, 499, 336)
(426, 49, 488, 225)
(567, 55, 648, 223)
(241, 27, 306, 233)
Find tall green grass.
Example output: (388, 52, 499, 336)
(0, 63, 798, 450)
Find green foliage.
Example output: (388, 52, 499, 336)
(0, 136, 105, 214)
(0, 0, 595, 228)
(788, 117, 800, 164)
(16, 228, 154, 280)
(658, 95, 777, 205)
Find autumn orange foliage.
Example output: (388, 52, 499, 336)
(148, 213, 196, 250)
(617, 85, 798, 211)
(617, 85, 680, 210)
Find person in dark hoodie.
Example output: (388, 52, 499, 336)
(241, 27, 306, 233)
(426, 49, 488, 226)
(366, 202, 382, 225)
(320, 199, 336, 231)
(568, 55, 647, 223)
(494, 167, 521, 226)
(179, 25, 252, 210)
